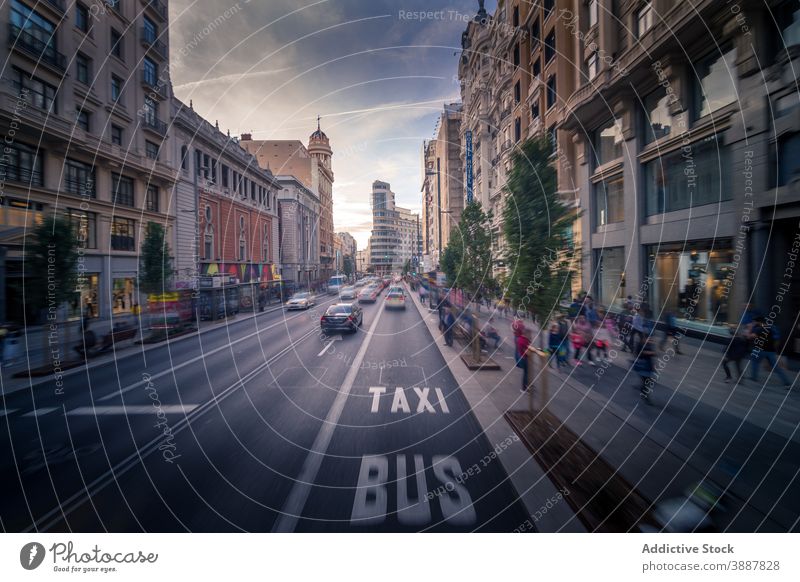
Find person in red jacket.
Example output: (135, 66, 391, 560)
(514, 320, 531, 392)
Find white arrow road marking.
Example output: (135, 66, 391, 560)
(316, 335, 342, 357)
(273, 295, 386, 532)
(21, 408, 59, 418)
(66, 405, 199, 416)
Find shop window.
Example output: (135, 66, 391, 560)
(593, 175, 624, 227)
(644, 135, 730, 215)
(66, 208, 97, 248)
(595, 247, 625, 307)
(112, 277, 136, 314)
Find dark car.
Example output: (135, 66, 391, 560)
(320, 303, 363, 333)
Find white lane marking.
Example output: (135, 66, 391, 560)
(435, 387, 450, 414)
(0, 408, 19, 417)
(21, 408, 59, 418)
(273, 295, 386, 532)
(316, 335, 341, 357)
(66, 405, 199, 416)
(98, 303, 333, 402)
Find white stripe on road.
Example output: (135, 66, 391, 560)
(98, 301, 334, 402)
(273, 296, 386, 532)
(0, 408, 19, 417)
(316, 335, 342, 357)
(21, 407, 59, 417)
(66, 405, 199, 416)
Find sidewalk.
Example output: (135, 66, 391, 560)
(0, 303, 288, 397)
(410, 288, 799, 531)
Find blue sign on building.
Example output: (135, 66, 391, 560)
(465, 130, 473, 203)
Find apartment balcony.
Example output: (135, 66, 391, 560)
(8, 25, 66, 72)
(141, 114, 168, 136)
(142, 0, 168, 22)
(140, 28, 168, 60)
(141, 71, 167, 99)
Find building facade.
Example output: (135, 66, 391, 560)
(239, 124, 335, 283)
(422, 103, 465, 268)
(0, 0, 177, 322)
(276, 174, 320, 288)
(457, 0, 580, 280)
(172, 100, 280, 312)
(559, 0, 798, 342)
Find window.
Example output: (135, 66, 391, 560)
(111, 75, 123, 102)
(531, 101, 540, 120)
(221, 165, 229, 187)
(643, 89, 673, 143)
(204, 206, 214, 259)
(593, 118, 624, 165)
(111, 125, 123, 145)
(12, 68, 56, 113)
(513, 44, 520, 67)
(145, 185, 159, 212)
(546, 75, 557, 109)
(111, 29, 123, 59)
(10, 0, 62, 69)
(145, 140, 159, 160)
(67, 209, 97, 248)
(76, 3, 90, 33)
(251, 181, 256, 201)
(514, 80, 521, 103)
(111, 218, 136, 251)
(76, 53, 91, 85)
(112, 174, 134, 207)
(514, 118, 521, 142)
(773, 0, 800, 53)
(587, 52, 598, 80)
(544, 0, 555, 18)
(595, 247, 624, 306)
(532, 57, 541, 78)
(594, 175, 625, 226)
(181, 145, 188, 170)
(1, 198, 44, 228)
(262, 224, 269, 261)
(512, 6, 519, 27)
(75, 108, 90, 132)
(239, 216, 247, 261)
(544, 31, 556, 63)
(644, 135, 730, 215)
(530, 18, 540, 46)
(143, 16, 157, 43)
(588, 0, 598, 28)
(635, 3, 654, 38)
(3, 142, 43, 186)
(143, 57, 158, 86)
(143, 97, 158, 125)
(64, 159, 96, 196)
(693, 47, 737, 119)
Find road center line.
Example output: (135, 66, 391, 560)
(273, 296, 386, 532)
(317, 340, 336, 357)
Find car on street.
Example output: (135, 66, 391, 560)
(285, 292, 315, 310)
(327, 275, 348, 295)
(358, 286, 380, 303)
(384, 286, 406, 310)
(339, 286, 357, 300)
(320, 303, 363, 333)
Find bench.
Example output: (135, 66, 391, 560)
(75, 326, 138, 358)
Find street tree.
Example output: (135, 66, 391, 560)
(25, 215, 79, 366)
(502, 137, 579, 333)
(343, 255, 355, 278)
(441, 201, 495, 362)
(139, 221, 174, 297)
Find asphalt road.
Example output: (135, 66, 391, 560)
(0, 288, 528, 532)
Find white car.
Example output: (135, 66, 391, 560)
(384, 287, 406, 310)
(339, 286, 357, 300)
(285, 292, 315, 310)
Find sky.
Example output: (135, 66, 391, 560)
(169, 0, 496, 249)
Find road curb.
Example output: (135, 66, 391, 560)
(406, 284, 586, 532)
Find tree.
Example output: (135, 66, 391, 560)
(25, 215, 79, 366)
(343, 255, 354, 277)
(502, 137, 579, 330)
(401, 259, 411, 276)
(441, 201, 495, 362)
(139, 221, 174, 296)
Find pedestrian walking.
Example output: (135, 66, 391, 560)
(482, 317, 502, 349)
(660, 310, 683, 354)
(633, 337, 657, 403)
(515, 322, 531, 392)
(722, 326, 747, 383)
(748, 316, 791, 388)
(547, 322, 568, 369)
(571, 315, 594, 366)
(443, 308, 456, 347)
